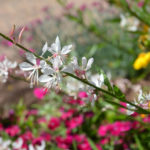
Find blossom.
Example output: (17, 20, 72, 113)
(63, 56, 94, 78)
(5, 125, 20, 137)
(120, 14, 139, 31)
(39, 65, 62, 90)
(12, 138, 23, 149)
(48, 36, 72, 63)
(0, 137, 11, 150)
(66, 115, 83, 130)
(48, 117, 60, 130)
(0, 55, 17, 83)
(19, 52, 46, 87)
(33, 87, 47, 100)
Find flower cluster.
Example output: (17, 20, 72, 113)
(19, 36, 105, 105)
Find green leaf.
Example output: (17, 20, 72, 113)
(88, 138, 98, 150)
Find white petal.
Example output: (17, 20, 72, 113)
(72, 57, 78, 69)
(26, 52, 36, 64)
(86, 58, 94, 70)
(61, 45, 72, 54)
(39, 75, 52, 83)
(42, 42, 48, 55)
(62, 65, 74, 74)
(55, 36, 61, 52)
(19, 62, 33, 71)
(42, 67, 55, 75)
(82, 57, 87, 69)
(10, 61, 17, 68)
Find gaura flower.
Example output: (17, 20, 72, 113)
(0, 137, 11, 150)
(39, 65, 62, 90)
(0, 55, 17, 83)
(19, 52, 46, 87)
(48, 36, 72, 63)
(63, 56, 94, 78)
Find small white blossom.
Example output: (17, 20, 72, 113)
(12, 138, 23, 149)
(63, 56, 94, 78)
(48, 36, 72, 63)
(19, 52, 46, 87)
(41, 42, 48, 56)
(0, 55, 17, 83)
(39, 65, 62, 90)
(120, 14, 139, 31)
(0, 137, 11, 150)
(90, 74, 104, 88)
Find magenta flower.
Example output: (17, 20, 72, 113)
(33, 87, 47, 100)
(5, 125, 20, 137)
(66, 115, 83, 130)
(48, 117, 60, 130)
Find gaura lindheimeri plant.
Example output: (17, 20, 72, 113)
(0, 31, 150, 115)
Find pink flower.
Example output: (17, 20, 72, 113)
(98, 124, 112, 136)
(5, 125, 20, 137)
(65, 2, 74, 9)
(96, 144, 103, 150)
(100, 138, 109, 145)
(40, 132, 51, 141)
(66, 115, 83, 130)
(0, 55, 6, 62)
(80, 4, 87, 11)
(33, 88, 47, 100)
(61, 109, 76, 120)
(138, 1, 144, 8)
(21, 131, 33, 141)
(78, 141, 92, 150)
(78, 91, 88, 98)
(48, 117, 60, 130)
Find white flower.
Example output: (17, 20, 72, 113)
(12, 138, 23, 149)
(120, 14, 139, 31)
(29, 141, 45, 150)
(126, 103, 136, 115)
(48, 36, 72, 63)
(0, 137, 11, 150)
(41, 42, 49, 56)
(39, 66, 62, 90)
(63, 56, 94, 78)
(36, 141, 46, 150)
(90, 74, 104, 88)
(19, 52, 46, 87)
(0, 56, 17, 83)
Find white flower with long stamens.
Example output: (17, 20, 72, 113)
(48, 36, 72, 63)
(0, 55, 17, 83)
(39, 65, 62, 90)
(19, 52, 46, 87)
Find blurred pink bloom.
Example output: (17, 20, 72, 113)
(5, 125, 20, 137)
(78, 141, 92, 150)
(66, 2, 74, 9)
(0, 55, 6, 62)
(48, 117, 60, 130)
(66, 115, 83, 130)
(100, 138, 109, 145)
(78, 91, 88, 98)
(61, 109, 76, 120)
(33, 87, 47, 100)
(138, 1, 144, 7)
(21, 131, 33, 141)
(80, 4, 87, 11)
(40, 132, 51, 141)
